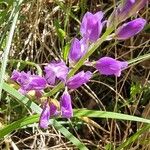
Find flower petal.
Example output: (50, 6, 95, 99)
(69, 38, 88, 62)
(69, 38, 81, 62)
(11, 70, 46, 94)
(44, 61, 69, 85)
(39, 101, 51, 129)
(67, 71, 92, 89)
(107, 0, 147, 27)
(116, 18, 146, 40)
(80, 11, 104, 42)
(60, 90, 73, 118)
(11, 70, 20, 81)
(95, 57, 128, 77)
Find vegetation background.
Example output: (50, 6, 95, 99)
(0, 0, 150, 149)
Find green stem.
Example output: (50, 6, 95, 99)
(128, 53, 150, 66)
(8, 59, 42, 76)
(44, 28, 114, 97)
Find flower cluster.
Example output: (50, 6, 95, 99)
(11, 0, 147, 128)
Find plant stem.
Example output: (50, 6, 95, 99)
(8, 59, 42, 76)
(44, 27, 114, 97)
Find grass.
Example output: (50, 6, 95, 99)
(0, 0, 150, 149)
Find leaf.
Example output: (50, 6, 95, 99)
(0, 114, 39, 139)
(0, 0, 23, 99)
(3, 82, 42, 114)
(3, 82, 150, 150)
(2, 82, 88, 150)
(52, 119, 88, 150)
(74, 109, 150, 124)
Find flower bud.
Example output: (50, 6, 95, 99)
(66, 71, 92, 89)
(69, 38, 88, 62)
(95, 57, 128, 77)
(107, 0, 147, 28)
(39, 101, 51, 128)
(80, 11, 104, 42)
(115, 18, 146, 40)
(39, 101, 58, 128)
(60, 90, 73, 118)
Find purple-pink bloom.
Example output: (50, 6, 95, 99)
(60, 90, 73, 118)
(80, 11, 104, 42)
(39, 101, 58, 128)
(69, 38, 88, 62)
(11, 70, 46, 94)
(107, 0, 147, 27)
(95, 57, 128, 77)
(44, 61, 69, 85)
(115, 18, 146, 40)
(11, 70, 31, 85)
(66, 71, 92, 89)
(39, 101, 51, 128)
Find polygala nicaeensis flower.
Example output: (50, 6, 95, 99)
(115, 18, 146, 40)
(95, 57, 128, 77)
(69, 38, 88, 62)
(107, 0, 147, 27)
(39, 100, 59, 128)
(44, 61, 69, 85)
(66, 71, 92, 89)
(39, 101, 51, 129)
(80, 11, 104, 42)
(60, 90, 73, 118)
(11, 70, 46, 94)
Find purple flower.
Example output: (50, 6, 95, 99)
(11, 70, 46, 94)
(80, 11, 104, 42)
(69, 38, 88, 62)
(60, 90, 73, 118)
(66, 71, 92, 89)
(44, 61, 69, 85)
(11, 70, 30, 85)
(39, 101, 59, 128)
(11, 70, 21, 81)
(115, 18, 146, 40)
(107, 0, 147, 27)
(39, 101, 51, 128)
(95, 57, 128, 77)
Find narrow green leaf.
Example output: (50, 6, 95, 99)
(3, 82, 42, 114)
(2, 83, 88, 150)
(0, 114, 39, 139)
(0, 0, 23, 99)
(3, 83, 150, 150)
(0, 114, 88, 150)
(74, 109, 150, 124)
(52, 119, 88, 150)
